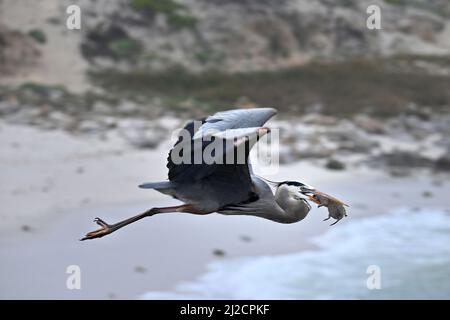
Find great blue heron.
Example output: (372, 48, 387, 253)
(81, 108, 346, 240)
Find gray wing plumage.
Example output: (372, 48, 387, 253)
(192, 108, 276, 139)
(166, 108, 276, 208)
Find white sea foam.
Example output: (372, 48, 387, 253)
(141, 207, 450, 299)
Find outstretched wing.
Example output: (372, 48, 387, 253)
(166, 108, 276, 206)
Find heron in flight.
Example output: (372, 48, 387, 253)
(81, 108, 347, 240)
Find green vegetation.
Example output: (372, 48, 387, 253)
(167, 14, 197, 29)
(129, 0, 197, 29)
(28, 29, 47, 44)
(81, 25, 143, 62)
(391, 54, 450, 65)
(108, 38, 143, 58)
(129, 0, 183, 13)
(194, 49, 225, 66)
(4, 55, 449, 120)
(0, 82, 118, 114)
(19, 83, 64, 96)
(89, 57, 450, 117)
(384, 0, 406, 5)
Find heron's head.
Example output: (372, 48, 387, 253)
(273, 180, 315, 219)
(277, 181, 316, 199)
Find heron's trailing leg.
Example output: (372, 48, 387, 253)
(80, 204, 196, 241)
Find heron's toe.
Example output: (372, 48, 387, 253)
(94, 217, 109, 228)
(80, 218, 112, 241)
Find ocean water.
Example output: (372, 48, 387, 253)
(141, 207, 450, 299)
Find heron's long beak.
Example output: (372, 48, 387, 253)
(299, 186, 320, 204)
(299, 185, 315, 193)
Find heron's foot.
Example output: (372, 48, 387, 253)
(80, 218, 115, 241)
(323, 216, 331, 221)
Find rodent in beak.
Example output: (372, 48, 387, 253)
(305, 190, 349, 226)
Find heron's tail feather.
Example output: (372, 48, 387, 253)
(139, 181, 174, 190)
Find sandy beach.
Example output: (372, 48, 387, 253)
(1, 121, 448, 299)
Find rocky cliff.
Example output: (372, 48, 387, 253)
(77, 0, 450, 72)
(1, 0, 450, 84)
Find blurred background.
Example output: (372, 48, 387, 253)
(0, 0, 450, 299)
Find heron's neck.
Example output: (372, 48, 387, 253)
(275, 186, 309, 223)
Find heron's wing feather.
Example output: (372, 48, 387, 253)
(167, 126, 268, 182)
(166, 108, 276, 206)
(167, 108, 276, 182)
(193, 108, 276, 139)
(197, 127, 262, 140)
